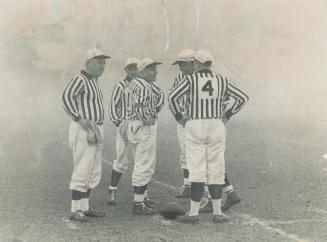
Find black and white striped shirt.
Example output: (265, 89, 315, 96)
(62, 70, 105, 123)
(168, 69, 249, 120)
(108, 77, 131, 126)
(168, 72, 189, 115)
(126, 77, 165, 124)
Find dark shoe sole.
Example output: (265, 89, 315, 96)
(222, 198, 241, 211)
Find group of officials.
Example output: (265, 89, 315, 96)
(62, 47, 249, 224)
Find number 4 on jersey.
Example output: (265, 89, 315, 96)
(202, 80, 214, 96)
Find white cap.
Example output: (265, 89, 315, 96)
(172, 49, 195, 65)
(124, 57, 140, 68)
(194, 50, 214, 63)
(137, 58, 162, 72)
(86, 48, 110, 61)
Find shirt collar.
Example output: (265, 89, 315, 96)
(80, 70, 94, 80)
(124, 76, 133, 82)
(195, 69, 212, 74)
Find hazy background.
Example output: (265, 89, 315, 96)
(1, 0, 327, 140)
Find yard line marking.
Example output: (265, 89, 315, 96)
(150, 178, 309, 242)
(237, 213, 309, 242)
(62, 217, 80, 231)
(308, 207, 327, 215)
(103, 159, 113, 165)
(153, 179, 179, 192)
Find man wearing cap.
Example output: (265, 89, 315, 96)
(107, 57, 140, 205)
(127, 58, 164, 215)
(169, 50, 249, 224)
(169, 50, 242, 212)
(168, 49, 195, 198)
(62, 48, 110, 222)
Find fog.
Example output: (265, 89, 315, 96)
(1, 0, 327, 137)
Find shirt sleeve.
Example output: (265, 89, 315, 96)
(62, 76, 84, 121)
(108, 83, 124, 126)
(225, 78, 249, 116)
(168, 77, 190, 121)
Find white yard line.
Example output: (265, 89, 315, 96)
(308, 207, 327, 216)
(147, 178, 310, 242)
(62, 217, 80, 231)
(238, 213, 309, 242)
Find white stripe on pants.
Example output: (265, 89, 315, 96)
(177, 123, 187, 169)
(185, 119, 226, 185)
(128, 120, 157, 187)
(68, 121, 103, 192)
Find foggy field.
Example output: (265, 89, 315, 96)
(0, 0, 327, 241)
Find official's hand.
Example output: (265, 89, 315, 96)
(222, 110, 232, 124)
(78, 118, 91, 130)
(178, 117, 188, 127)
(131, 121, 143, 134)
(115, 121, 122, 128)
(146, 117, 155, 126)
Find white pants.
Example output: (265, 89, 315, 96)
(68, 121, 104, 192)
(113, 120, 133, 174)
(128, 120, 157, 187)
(185, 119, 226, 185)
(177, 123, 187, 169)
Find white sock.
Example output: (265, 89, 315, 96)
(222, 185, 234, 194)
(109, 186, 118, 191)
(144, 190, 148, 199)
(184, 178, 190, 186)
(212, 199, 222, 215)
(71, 200, 78, 213)
(188, 200, 200, 216)
(80, 198, 89, 212)
(134, 193, 144, 203)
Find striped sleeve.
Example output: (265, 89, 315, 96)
(156, 88, 165, 112)
(108, 83, 124, 126)
(168, 77, 190, 120)
(225, 78, 249, 115)
(62, 76, 84, 121)
(152, 82, 165, 113)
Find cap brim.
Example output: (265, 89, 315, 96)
(94, 55, 111, 59)
(172, 61, 179, 65)
(144, 62, 162, 68)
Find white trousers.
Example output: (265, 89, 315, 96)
(128, 120, 157, 187)
(68, 121, 103, 192)
(113, 120, 133, 174)
(177, 123, 187, 169)
(185, 119, 226, 185)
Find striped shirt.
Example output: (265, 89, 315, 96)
(108, 77, 132, 126)
(62, 70, 105, 123)
(168, 69, 249, 120)
(168, 72, 189, 115)
(126, 77, 165, 124)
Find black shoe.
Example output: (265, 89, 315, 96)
(213, 214, 229, 224)
(175, 185, 191, 198)
(144, 198, 155, 208)
(132, 202, 158, 215)
(178, 215, 200, 224)
(84, 208, 106, 217)
(69, 210, 90, 222)
(222, 191, 241, 211)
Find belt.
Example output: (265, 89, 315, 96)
(90, 121, 104, 126)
